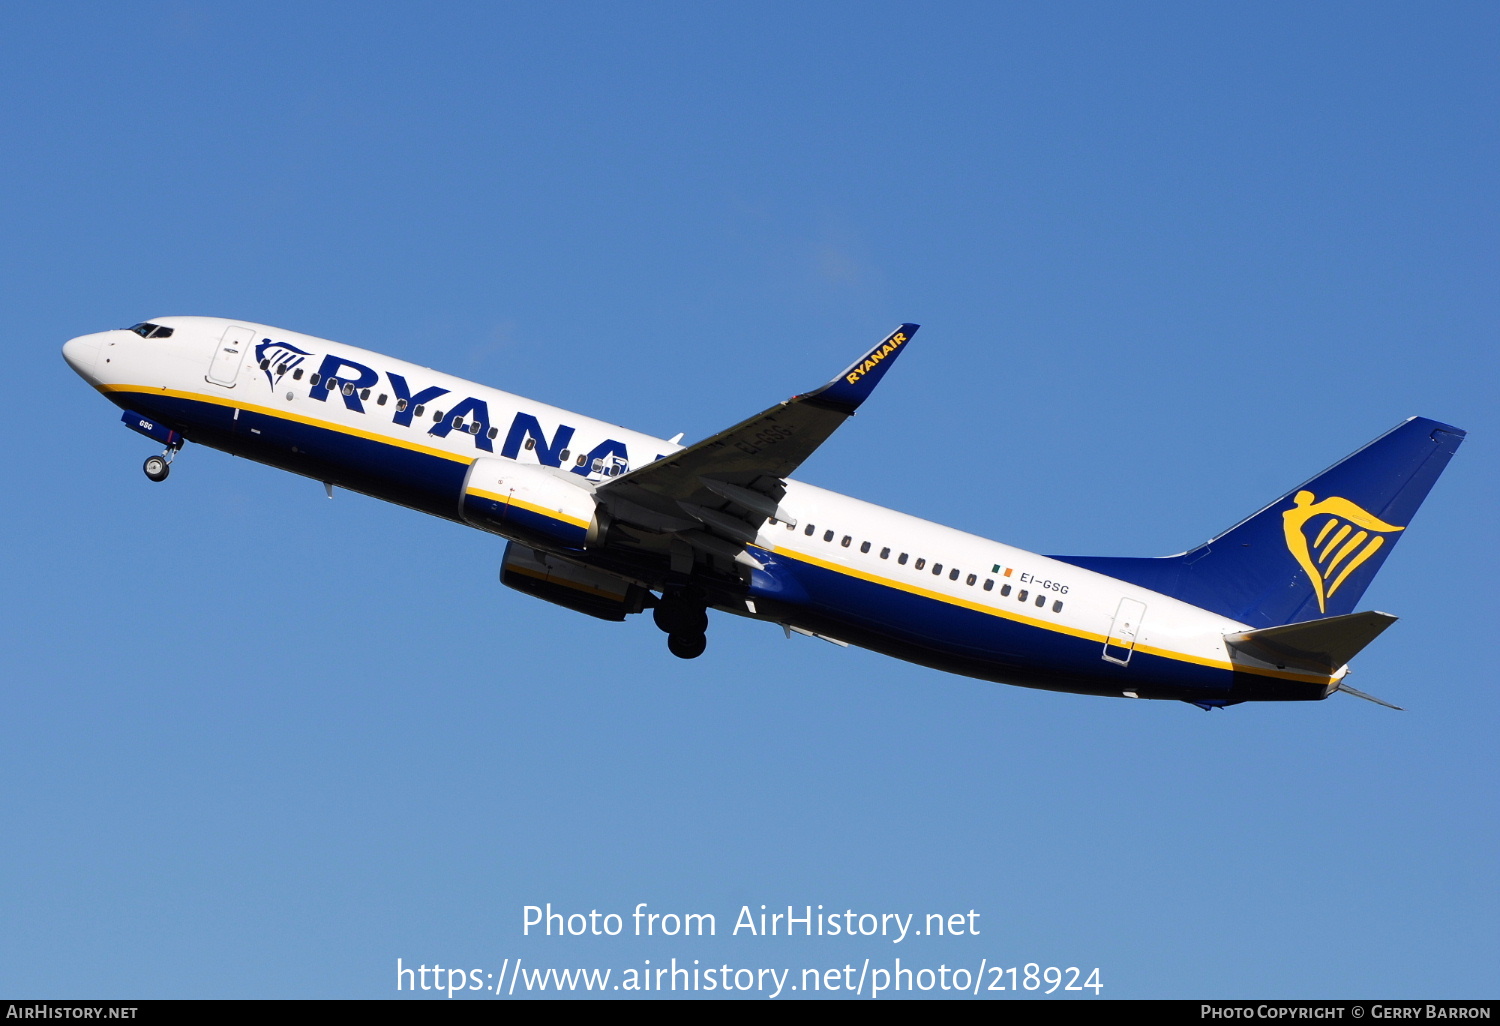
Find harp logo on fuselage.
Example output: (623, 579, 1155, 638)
(254, 340, 313, 389)
(1282, 491, 1405, 613)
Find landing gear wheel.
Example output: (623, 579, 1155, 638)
(143, 455, 170, 482)
(654, 597, 709, 635)
(667, 632, 707, 660)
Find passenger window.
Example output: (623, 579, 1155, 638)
(860, 541, 871, 553)
(1000, 584, 1011, 596)
(786, 522, 795, 531)
(950, 568, 960, 581)
(841, 535, 851, 547)
(915, 558, 926, 570)
(343, 383, 354, 396)
(277, 364, 288, 375)
(525, 438, 536, 451)
(805, 524, 815, 536)
(880, 547, 890, 559)
(1035, 594, 1045, 607)
(259, 358, 270, 370)
(325, 377, 337, 390)
(293, 368, 303, 380)
(932, 563, 943, 575)
(1018, 590, 1029, 602)
(966, 574, 976, 585)
(434, 409, 444, 422)
(898, 553, 908, 565)
(360, 388, 371, 400)
(983, 579, 993, 591)
(377, 394, 388, 406)
(469, 422, 480, 435)
(308, 372, 319, 385)
(1052, 600, 1064, 613)
(488, 427, 499, 440)
(414, 404, 425, 417)
(823, 530, 833, 542)
(396, 398, 408, 412)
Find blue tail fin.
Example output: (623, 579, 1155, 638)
(1049, 417, 1465, 628)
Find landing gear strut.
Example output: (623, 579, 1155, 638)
(654, 592, 710, 659)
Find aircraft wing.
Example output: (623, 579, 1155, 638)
(595, 324, 918, 565)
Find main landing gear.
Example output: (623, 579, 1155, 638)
(142, 443, 181, 482)
(653, 592, 710, 660)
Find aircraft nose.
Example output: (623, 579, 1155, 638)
(62, 333, 102, 380)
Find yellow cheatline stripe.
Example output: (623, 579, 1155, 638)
(763, 544, 1334, 686)
(100, 386, 1330, 686)
(466, 486, 591, 530)
(99, 384, 473, 465)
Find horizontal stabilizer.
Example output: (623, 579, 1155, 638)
(1225, 610, 1397, 675)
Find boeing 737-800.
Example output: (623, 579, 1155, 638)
(62, 317, 1463, 709)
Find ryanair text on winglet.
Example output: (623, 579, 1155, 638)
(844, 332, 909, 386)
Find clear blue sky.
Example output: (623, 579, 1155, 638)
(3, 1, 1495, 999)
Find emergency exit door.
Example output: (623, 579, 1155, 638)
(1103, 597, 1147, 666)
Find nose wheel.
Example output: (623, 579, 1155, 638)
(653, 592, 710, 659)
(142, 443, 181, 483)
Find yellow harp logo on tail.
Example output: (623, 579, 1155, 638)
(1282, 491, 1404, 613)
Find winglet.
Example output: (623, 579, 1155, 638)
(802, 324, 919, 413)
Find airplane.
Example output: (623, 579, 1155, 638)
(61, 317, 1464, 710)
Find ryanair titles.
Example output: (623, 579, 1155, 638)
(263, 342, 634, 475)
(844, 331, 908, 386)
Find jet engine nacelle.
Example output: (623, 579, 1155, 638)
(500, 542, 647, 621)
(461, 457, 606, 549)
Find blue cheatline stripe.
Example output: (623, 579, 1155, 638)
(103, 385, 470, 518)
(100, 384, 1328, 698)
(750, 545, 1332, 694)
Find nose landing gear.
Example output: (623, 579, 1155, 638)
(653, 592, 710, 660)
(120, 411, 184, 483)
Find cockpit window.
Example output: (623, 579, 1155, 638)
(127, 322, 174, 339)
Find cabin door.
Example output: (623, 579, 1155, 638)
(207, 325, 256, 387)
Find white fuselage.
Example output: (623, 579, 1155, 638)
(63, 316, 1340, 704)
